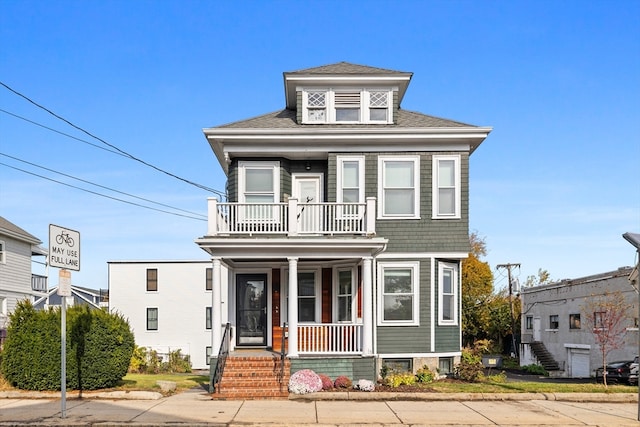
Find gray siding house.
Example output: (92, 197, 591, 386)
(520, 266, 638, 378)
(196, 62, 491, 391)
(0, 216, 48, 345)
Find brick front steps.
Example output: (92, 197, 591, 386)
(212, 353, 291, 399)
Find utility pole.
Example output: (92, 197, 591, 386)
(497, 263, 520, 358)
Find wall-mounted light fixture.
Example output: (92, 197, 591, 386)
(305, 161, 311, 171)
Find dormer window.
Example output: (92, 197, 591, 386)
(302, 88, 392, 124)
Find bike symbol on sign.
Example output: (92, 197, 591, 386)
(56, 231, 75, 247)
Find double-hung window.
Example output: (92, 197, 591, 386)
(238, 161, 280, 221)
(378, 156, 420, 218)
(438, 262, 459, 325)
(146, 308, 158, 331)
(205, 268, 212, 291)
(205, 307, 212, 330)
(378, 261, 419, 326)
(337, 156, 365, 219)
(146, 269, 158, 292)
(0, 240, 5, 264)
(335, 268, 355, 322)
(433, 155, 461, 219)
(297, 271, 319, 323)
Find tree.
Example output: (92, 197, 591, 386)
(581, 291, 632, 387)
(461, 232, 494, 347)
(525, 269, 552, 287)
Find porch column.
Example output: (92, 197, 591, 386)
(362, 256, 373, 356)
(288, 257, 299, 357)
(211, 257, 222, 353)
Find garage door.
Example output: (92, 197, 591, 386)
(569, 349, 590, 378)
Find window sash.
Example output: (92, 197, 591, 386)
(146, 269, 157, 292)
(337, 156, 365, 206)
(433, 155, 461, 218)
(378, 262, 419, 325)
(379, 157, 419, 218)
(298, 271, 317, 323)
(337, 269, 353, 322)
(147, 308, 158, 330)
(206, 307, 212, 329)
(438, 262, 458, 325)
(206, 268, 212, 291)
(549, 315, 559, 329)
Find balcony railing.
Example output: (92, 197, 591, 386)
(298, 323, 362, 354)
(31, 274, 47, 292)
(207, 197, 376, 237)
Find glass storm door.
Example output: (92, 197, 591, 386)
(236, 274, 267, 346)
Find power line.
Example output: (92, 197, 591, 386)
(0, 81, 226, 198)
(0, 162, 206, 222)
(0, 108, 126, 157)
(0, 152, 206, 219)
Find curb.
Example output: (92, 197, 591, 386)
(289, 391, 639, 403)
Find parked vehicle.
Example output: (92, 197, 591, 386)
(595, 360, 636, 384)
(629, 356, 638, 385)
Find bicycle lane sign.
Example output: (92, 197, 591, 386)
(49, 224, 80, 272)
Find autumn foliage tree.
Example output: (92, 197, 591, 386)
(461, 233, 494, 347)
(581, 291, 632, 387)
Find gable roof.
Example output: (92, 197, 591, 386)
(283, 61, 413, 109)
(0, 216, 42, 245)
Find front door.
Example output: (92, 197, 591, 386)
(236, 274, 267, 346)
(292, 174, 323, 233)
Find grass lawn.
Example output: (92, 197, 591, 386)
(1, 372, 637, 394)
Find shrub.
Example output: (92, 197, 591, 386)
(288, 369, 322, 395)
(416, 365, 434, 383)
(1, 301, 134, 391)
(162, 349, 191, 373)
(384, 372, 416, 387)
(522, 364, 548, 376)
(353, 379, 375, 391)
(455, 347, 484, 382)
(333, 375, 352, 389)
(318, 374, 333, 390)
(380, 363, 390, 380)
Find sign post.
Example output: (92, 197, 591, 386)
(49, 225, 80, 419)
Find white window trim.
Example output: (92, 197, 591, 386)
(146, 307, 158, 331)
(438, 261, 459, 326)
(238, 160, 281, 204)
(333, 266, 357, 323)
(377, 155, 420, 219)
(0, 240, 5, 264)
(337, 155, 365, 204)
(377, 261, 420, 326)
(301, 88, 394, 124)
(432, 155, 461, 219)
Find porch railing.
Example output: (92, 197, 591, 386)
(207, 197, 376, 237)
(298, 323, 362, 354)
(31, 274, 47, 292)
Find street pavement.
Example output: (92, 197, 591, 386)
(1, 387, 639, 426)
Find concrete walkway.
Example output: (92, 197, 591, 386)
(1, 388, 639, 426)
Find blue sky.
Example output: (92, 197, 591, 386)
(1, 0, 638, 291)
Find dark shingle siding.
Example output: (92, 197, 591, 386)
(286, 62, 410, 76)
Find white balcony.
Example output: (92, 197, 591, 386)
(207, 197, 376, 237)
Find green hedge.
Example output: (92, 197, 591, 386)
(1, 300, 134, 391)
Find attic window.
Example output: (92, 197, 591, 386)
(302, 88, 392, 124)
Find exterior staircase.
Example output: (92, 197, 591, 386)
(530, 341, 560, 371)
(212, 352, 291, 399)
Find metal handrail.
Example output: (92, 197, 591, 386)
(211, 323, 231, 393)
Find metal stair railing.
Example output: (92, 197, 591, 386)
(211, 323, 231, 393)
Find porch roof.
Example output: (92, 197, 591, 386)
(194, 236, 388, 260)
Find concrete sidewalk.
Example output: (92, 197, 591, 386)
(1, 388, 639, 426)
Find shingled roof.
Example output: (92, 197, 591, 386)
(0, 216, 41, 245)
(285, 62, 411, 76)
(217, 108, 477, 130)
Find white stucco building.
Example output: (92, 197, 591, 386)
(108, 260, 228, 369)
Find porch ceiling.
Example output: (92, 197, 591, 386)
(194, 236, 387, 260)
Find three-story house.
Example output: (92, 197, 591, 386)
(196, 62, 491, 395)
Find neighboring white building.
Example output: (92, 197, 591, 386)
(520, 266, 638, 378)
(108, 260, 228, 369)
